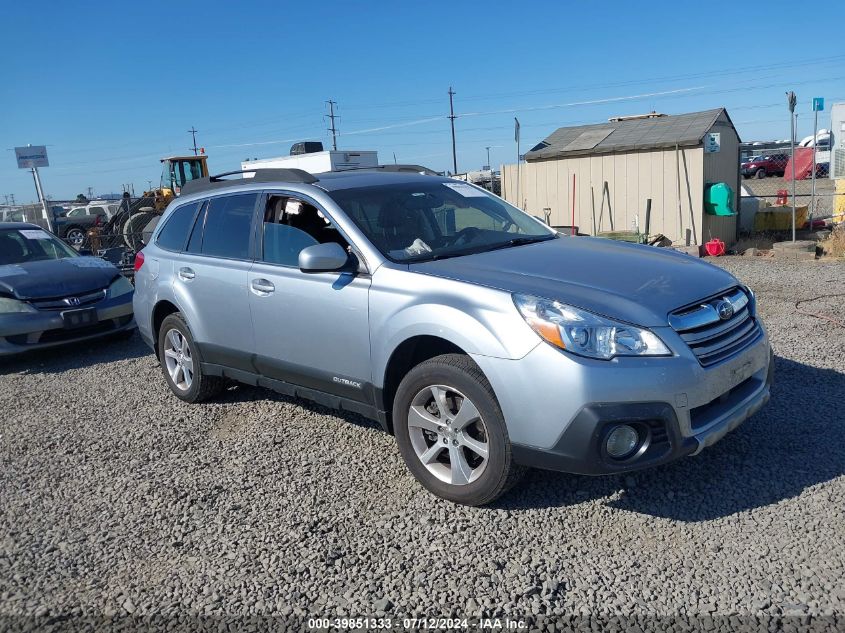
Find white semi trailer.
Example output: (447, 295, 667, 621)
(242, 150, 378, 175)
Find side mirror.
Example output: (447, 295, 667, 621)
(298, 242, 350, 273)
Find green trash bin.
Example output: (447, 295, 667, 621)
(704, 182, 736, 216)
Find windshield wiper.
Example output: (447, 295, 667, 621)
(487, 235, 556, 252)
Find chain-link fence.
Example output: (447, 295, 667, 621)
(739, 146, 840, 232)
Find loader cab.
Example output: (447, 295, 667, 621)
(160, 156, 209, 196)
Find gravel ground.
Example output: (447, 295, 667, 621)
(1, 257, 843, 632)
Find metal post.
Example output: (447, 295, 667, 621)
(31, 167, 53, 232)
(810, 107, 819, 230)
(787, 91, 797, 242)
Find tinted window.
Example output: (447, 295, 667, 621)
(199, 193, 257, 259)
(156, 202, 200, 251)
(89, 206, 106, 216)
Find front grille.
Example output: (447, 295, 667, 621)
(28, 289, 106, 311)
(669, 288, 762, 367)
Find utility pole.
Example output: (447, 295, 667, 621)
(486, 146, 493, 192)
(2, 195, 8, 206)
(448, 87, 458, 175)
(147, 180, 153, 192)
(10, 194, 15, 206)
(188, 127, 199, 156)
(325, 100, 339, 150)
(87, 186, 93, 200)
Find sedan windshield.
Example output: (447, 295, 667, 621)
(0, 228, 78, 265)
(328, 181, 555, 262)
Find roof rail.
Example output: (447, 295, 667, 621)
(339, 164, 440, 176)
(180, 168, 318, 196)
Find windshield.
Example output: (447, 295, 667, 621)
(0, 228, 78, 265)
(328, 180, 555, 262)
(748, 155, 762, 162)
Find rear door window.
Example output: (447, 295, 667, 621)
(196, 193, 258, 260)
(156, 201, 201, 251)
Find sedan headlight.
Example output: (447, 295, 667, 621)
(0, 297, 36, 314)
(107, 275, 134, 298)
(513, 293, 671, 360)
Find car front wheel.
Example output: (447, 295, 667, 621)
(393, 354, 524, 505)
(755, 168, 767, 179)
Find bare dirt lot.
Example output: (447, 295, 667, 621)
(1, 257, 843, 632)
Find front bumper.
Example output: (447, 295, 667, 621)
(472, 326, 772, 475)
(0, 295, 135, 357)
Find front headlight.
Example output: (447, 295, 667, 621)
(107, 275, 134, 298)
(513, 293, 671, 360)
(0, 297, 36, 314)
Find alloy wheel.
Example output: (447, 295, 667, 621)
(407, 384, 489, 485)
(163, 328, 194, 391)
(66, 228, 85, 247)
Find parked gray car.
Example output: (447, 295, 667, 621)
(133, 169, 772, 505)
(0, 223, 135, 356)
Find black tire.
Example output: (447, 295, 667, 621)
(755, 168, 766, 179)
(392, 353, 525, 506)
(64, 226, 87, 248)
(157, 313, 223, 403)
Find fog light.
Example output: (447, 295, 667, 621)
(606, 425, 639, 458)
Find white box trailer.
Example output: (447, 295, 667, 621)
(242, 150, 378, 175)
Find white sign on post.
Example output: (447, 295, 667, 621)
(15, 146, 49, 169)
(704, 133, 721, 153)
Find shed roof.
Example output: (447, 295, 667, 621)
(525, 108, 736, 161)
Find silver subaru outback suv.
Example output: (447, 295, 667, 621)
(133, 167, 772, 505)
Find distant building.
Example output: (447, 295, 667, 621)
(501, 108, 741, 245)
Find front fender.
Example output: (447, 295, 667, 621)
(369, 267, 540, 388)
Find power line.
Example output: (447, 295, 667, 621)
(326, 100, 339, 150)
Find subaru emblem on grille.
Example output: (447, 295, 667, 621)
(64, 297, 81, 306)
(716, 300, 734, 321)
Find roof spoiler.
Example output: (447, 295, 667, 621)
(180, 168, 318, 196)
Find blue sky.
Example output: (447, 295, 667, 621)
(2, 0, 844, 202)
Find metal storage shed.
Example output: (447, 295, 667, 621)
(500, 108, 741, 246)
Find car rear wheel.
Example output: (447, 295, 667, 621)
(158, 313, 223, 403)
(755, 168, 766, 179)
(393, 354, 524, 505)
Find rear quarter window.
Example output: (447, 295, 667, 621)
(156, 202, 200, 251)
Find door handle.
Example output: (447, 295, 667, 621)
(178, 267, 195, 281)
(251, 278, 275, 294)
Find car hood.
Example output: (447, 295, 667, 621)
(0, 257, 119, 300)
(411, 237, 738, 327)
